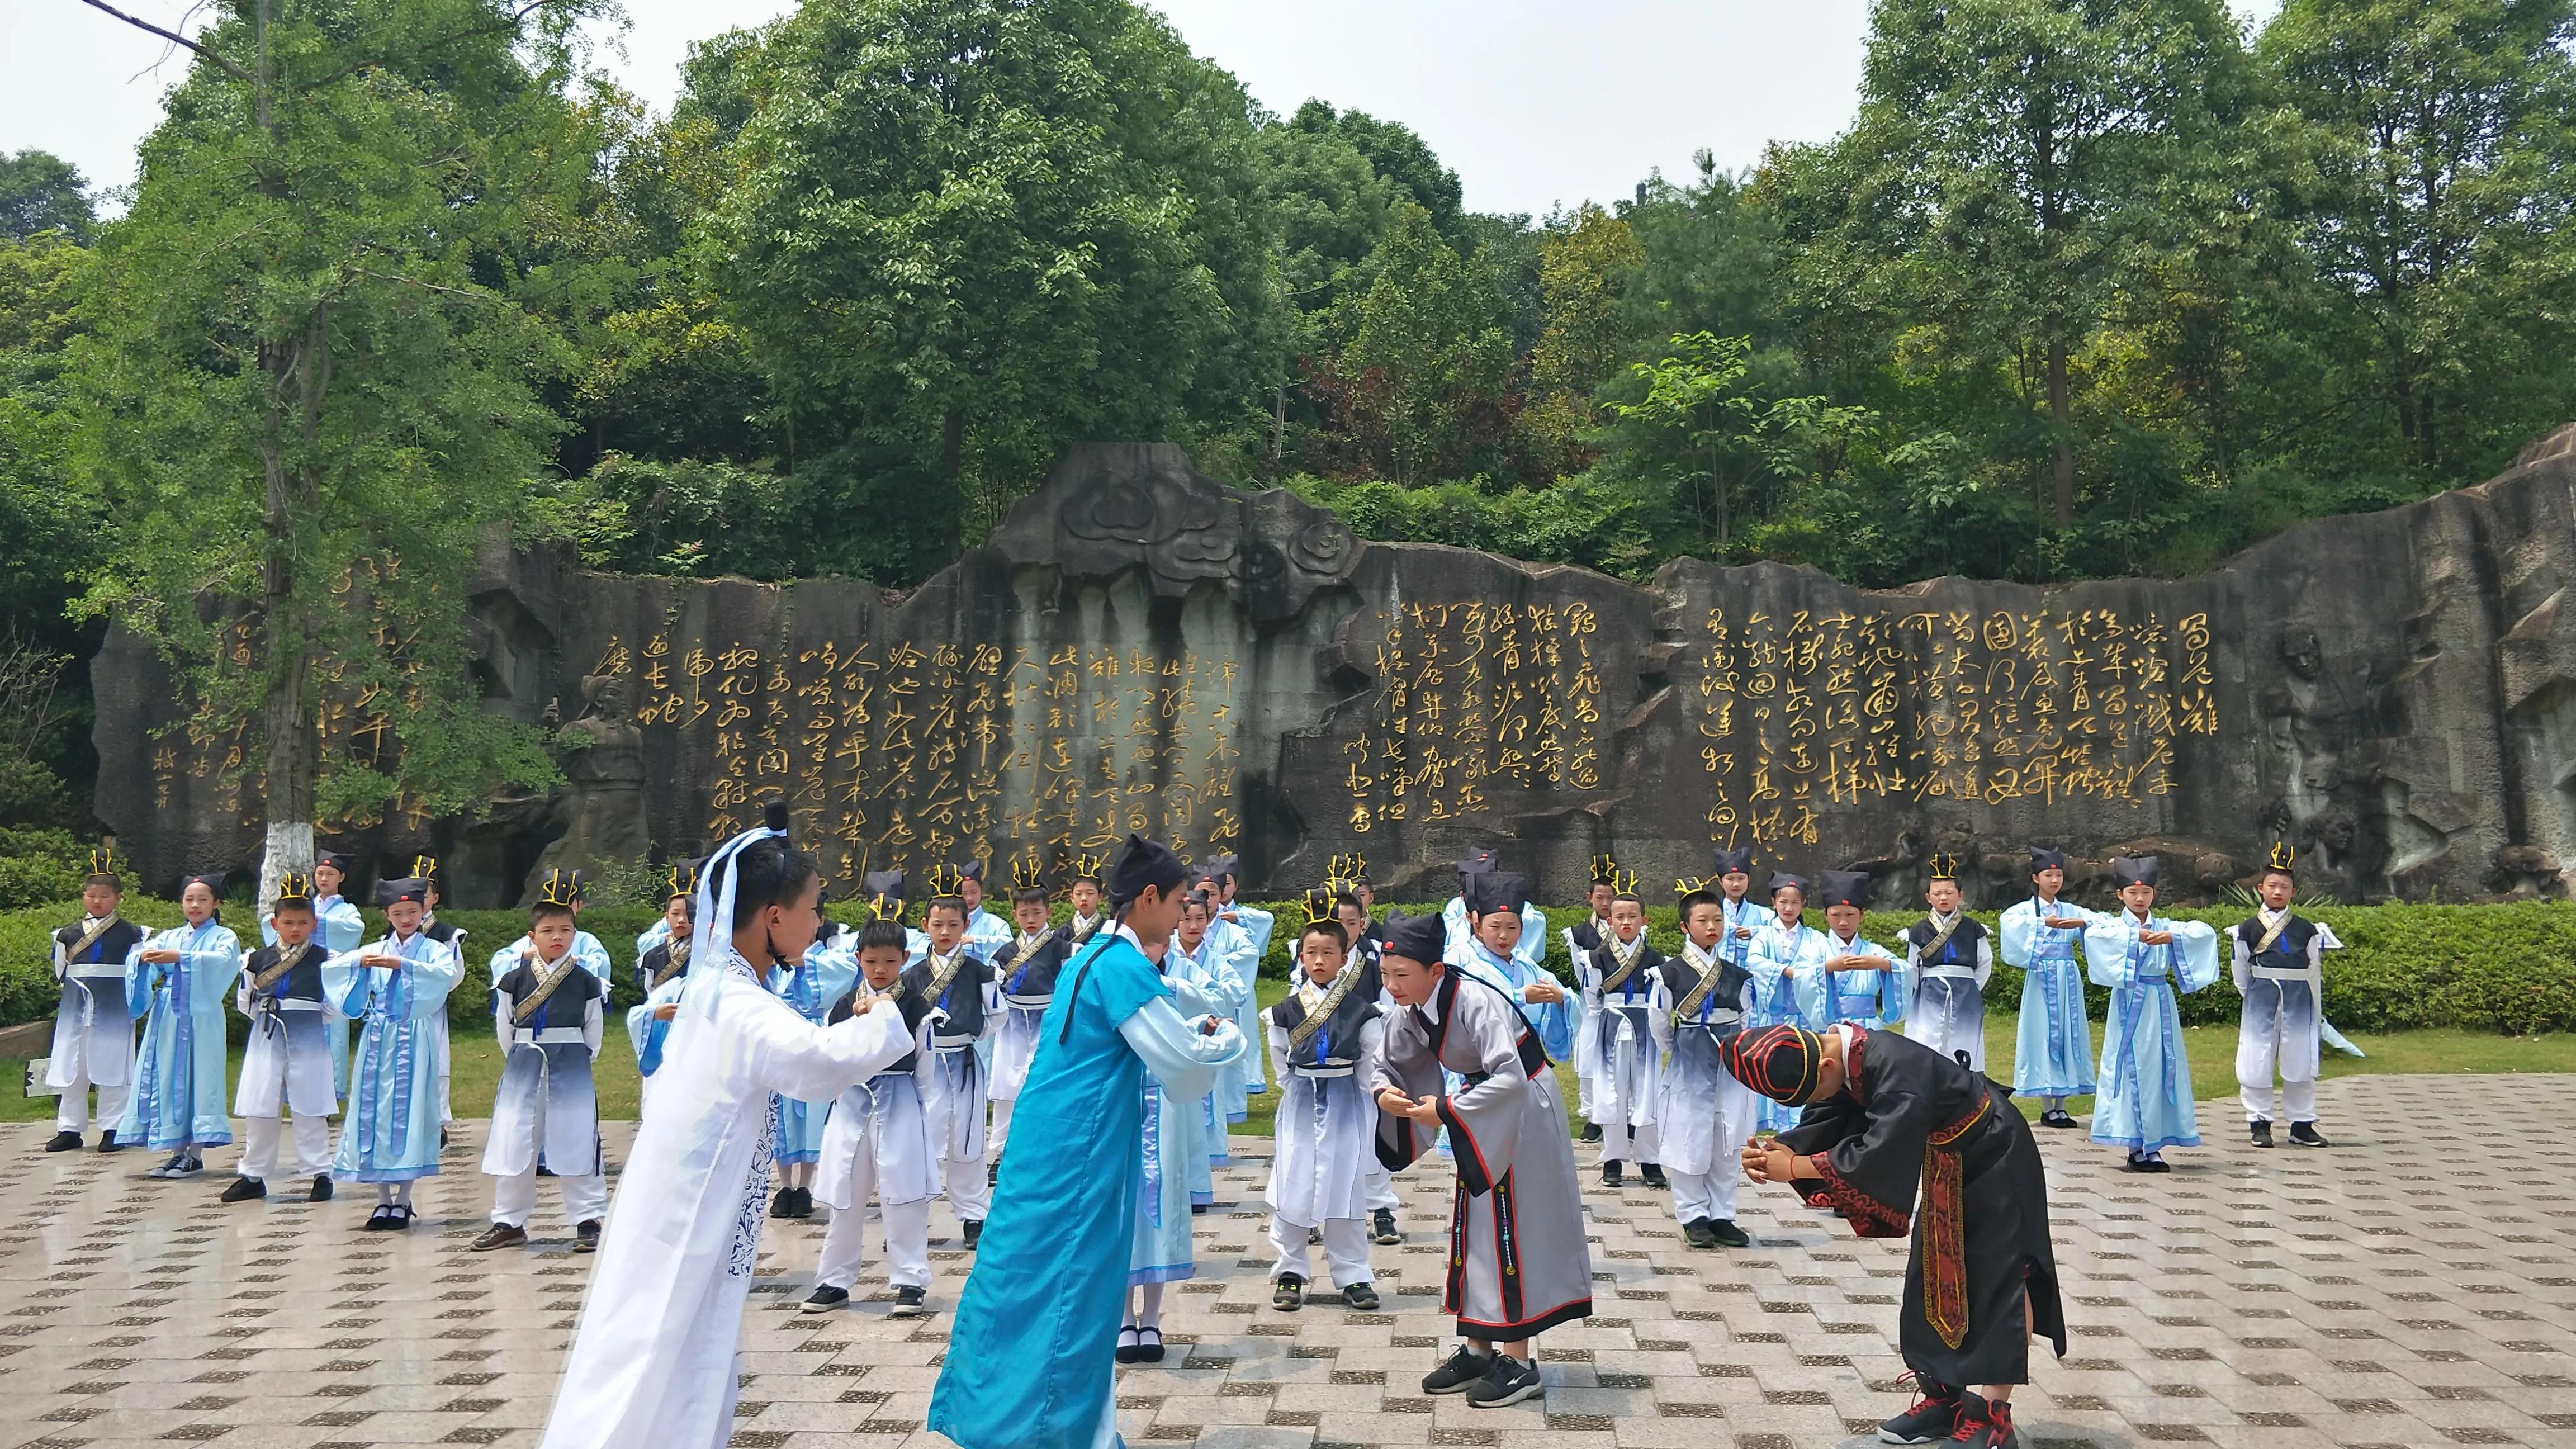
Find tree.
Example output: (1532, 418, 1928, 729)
(1313, 203, 1517, 484)
(0, 150, 94, 243)
(70, 0, 604, 892)
(1522, 203, 1645, 471)
(708, 0, 1287, 572)
(2261, 0, 2576, 480)
(1804, 0, 2251, 527)
(1611, 331, 1866, 550)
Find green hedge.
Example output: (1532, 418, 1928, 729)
(12, 897, 2574, 1038)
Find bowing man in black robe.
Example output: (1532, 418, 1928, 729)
(1725, 1023, 2066, 1449)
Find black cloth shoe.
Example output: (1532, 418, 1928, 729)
(1878, 1380, 1963, 1443)
(95, 1131, 122, 1153)
(1640, 1163, 1669, 1190)
(219, 1176, 265, 1204)
(892, 1285, 927, 1317)
(2039, 1108, 2077, 1129)
(1466, 1352, 1542, 1408)
(44, 1131, 82, 1152)
(471, 1223, 528, 1252)
(1134, 1326, 1164, 1363)
(1947, 1392, 2016, 1449)
(309, 1175, 333, 1202)
(1599, 1162, 1622, 1188)
(1683, 1218, 1718, 1249)
(1579, 1122, 1603, 1143)
(1708, 1218, 1750, 1248)
(1189, 1202, 1209, 1215)
(2142, 1154, 2171, 1173)
(363, 1204, 395, 1231)
(2288, 1120, 2330, 1147)
(2124, 1152, 2156, 1173)
(802, 1285, 849, 1314)
(1341, 1280, 1381, 1311)
(1115, 1324, 1143, 1364)
(1371, 1208, 1400, 1245)
(2250, 1119, 2274, 1149)
(575, 1219, 602, 1253)
(962, 1219, 982, 1248)
(1273, 1274, 1305, 1311)
(383, 1204, 414, 1230)
(1424, 1344, 1494, 1394)
(771, 1185, 798, 1218)
(785, 1187, 816, 1218)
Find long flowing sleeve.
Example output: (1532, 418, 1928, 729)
(2082, 918, 2135, 989)
(1749, 930, 1791, 1017)
(124, 934, 160, 1017)
(2312, 921, 2343, 959)
(584, 994, 605, 1057)
(2169, 920, 2221, 993)
(321, 950, 372, 1017)
(627, 977, 687, 1076)
(1516, 904, 1549, 971)
(575, 931, 612, 982)
(324, 901, 364, 954)
(1972, 933, 1993, 990)
(1647, 970, 1674, 1057)
(736, 990, 916, 1104)
(400, 938, 465, 1020)
(2229, 927, 2251, 991)
(1433, 988, 1536, 1196)
(489, 940, 529, 988)
(183, 929, 243, 1012)
(1998, 901, 2035, 969)
(1117, 995, 1246, 1104)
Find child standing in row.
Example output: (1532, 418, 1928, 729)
(807, 918, 943, 1317)
(1901, 855, 1992, 1070)
(1658, 886, 1756, 1249)
(2233, 844, 2339, 1149)
(476, 881, 608, 1253)
(986, 870, 1071, 1170)
(2086, 856, 2219, 1172)
(222, 872, 338, 1204)
(912, 881, 1000, 1246)
(126, 873, 242, 1179)
(1265, 906, 1384, 1313)
(1999, 847, 2096, 1127)
(44, 846, 145, 1153)
(1582, 878, 1664, 1190)
(330, 878, 463, 1228)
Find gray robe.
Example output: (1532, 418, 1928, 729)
(1370, 969, 1593, 1339)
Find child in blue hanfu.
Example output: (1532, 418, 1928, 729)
(125, 873, 244, 1179)
(2084, 856, 2219, 1172)
(1748, 872, 1832, 1134)
(1169, 891, 1248, 1210)
(1999, 846, 2097, 1129)
(1810, 870, 1903, 1030)
(329, 877, 464, 1228)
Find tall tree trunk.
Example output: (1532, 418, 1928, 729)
(2048, 338, 2074, 529)
(1270, 383, 1286, 471)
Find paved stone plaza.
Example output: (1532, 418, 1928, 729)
(3, 1073, 2573, 1448)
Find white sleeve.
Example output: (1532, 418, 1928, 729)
(1117, 995, 1245, 1104)
(741, 989, 916, 1104)
(2230, 930, 2250, 991)
(1974, 934, 1993, 989)
(585, 994, 604, 1057)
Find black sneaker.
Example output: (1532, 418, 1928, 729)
(771, 1185, 799, 1218)
(1683, 1218, 1718, 1249)
(1599, 1162, 1622, 1189)
(1878, 1381, 1963, 1443)
(785, 1187, 815, 1218)
(1273, 1274, 1305, 1311)
(2288, 1120, 2330, 1148)
(802, 1285, 849, 1314)
(95, 1130, 122, 1153)
(1423, 1344, 1494, 1394)
(2250, 1119, 2274, 1149)
(219, 1176, 265, 1204)
(2039, 1108, 2077, 1129)
(962, 1219, 982, 1248)
(1707, 1218, 1750, 1248)
(1341, 1280, 1380, 1311)
(170, 1153, 204, 1178)
(1579, 1122, 1602, 1143)
(891, 1285, 927, 1317)
(1466, 1352, 1542, 1408)
(44, 1131, 82, 1153)
(310, 1174, 333, 1201)
(471, 1223, 528, 1252)
(1371, 1208, 1399, 1245)
(575, 1219, 602, 1253)
(1639, 1163, 1669, 1190)
(1948, 1391, 2016, 1449)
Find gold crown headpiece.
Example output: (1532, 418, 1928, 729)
(1589, 852, 1620, 884)
(410, 854, 439, 882)
(667, 860, 700, 900)
(1926, 851, 1962, 882)
(925, 863, 965, 898)
(1303, 887, 1337, 927)
(87, 842, 118, 879)
(1609, 868, 1639, 896)
(536, 868, 584, 908)
(1072, 852, 1107, 882)
(870, 892, 906, 924)
(1675, 874, 1713, 897)
(273, 870, 315, 905)
(2266, 841, 2295, 873)
(1327, 852, 1366, 882)
(1011, 855, 1046, 892)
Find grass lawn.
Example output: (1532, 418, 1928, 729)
(12, 991, 2573, 1137)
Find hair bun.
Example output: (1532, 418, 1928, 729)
(762, 798, 791, 835)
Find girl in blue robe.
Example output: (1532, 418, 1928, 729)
(763, 921, 858, 1216)
(1749, 874, 1835, 1132)
(1171, 900, 1245, 1196)
(1998, 847, 2099, 1127)
(2083, 857, 2220, 1171)
(1206, 857, 1272, 1120)
(330, 878, 465, 1227)
(1452, 874, 1575, 1062)
(123, 874, 243, 1176)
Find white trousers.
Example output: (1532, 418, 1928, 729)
(491, 1165, 608, 1229)
(988, 1098, 1015, 1157)
(816, 1199, 933, 1292)
(54, 1076, 130, 1135)
(240, 1113, 332, 1181)
(1602, 1122, 1661, 1166)
(1670, 1168, 1738, 1226)
(944, 1154, 989, 1222)
(2241, 1078, 2319, 1124)
(1364, 1163, 1398, 1213)
(1268, 1214, 1373, 1289)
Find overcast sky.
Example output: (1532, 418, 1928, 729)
(6, 0, 2277, 219)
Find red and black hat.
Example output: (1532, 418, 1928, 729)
(1722, 1023, 1826, 1105)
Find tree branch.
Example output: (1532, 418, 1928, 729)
(308, 0, 586, 88)
(74, 0, 253, 83)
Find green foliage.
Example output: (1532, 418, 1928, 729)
(0, 151, 94, 244)
(1306, 205, 1520, 484)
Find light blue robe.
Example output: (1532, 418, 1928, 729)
(121, 920, 243, 1149)
(961, 906, 1014, 959)
(1216, 903, 1273, 1108)
(1813, 930, 1904, 1031)
(330, 930, 464, 1181)
(2085, 910, 2220, 1154)
(635, 917, 670, 964)
(930, 929, 1242, 1449)
(767, 941, 859, 1165)
(268, 895, 363, 1095)
(1172, 936, 1245, 1183)
(1144, 945, 1231, 1265)
(1748, 921, 1835, 1131)
(626, 975, 689, 1080)
(1455, 941, 1575, 1062)
(2000, 898, 2100, 1097)
(1442, 897, 1550, 975)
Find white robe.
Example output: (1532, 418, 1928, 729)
(1263, 979, 1385, 1229)
(537, 951, 912, 1449)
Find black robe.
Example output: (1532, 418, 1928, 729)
(1777, 1028, 2067, 1387)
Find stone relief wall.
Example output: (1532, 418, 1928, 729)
(93, 434, 2576, 907)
